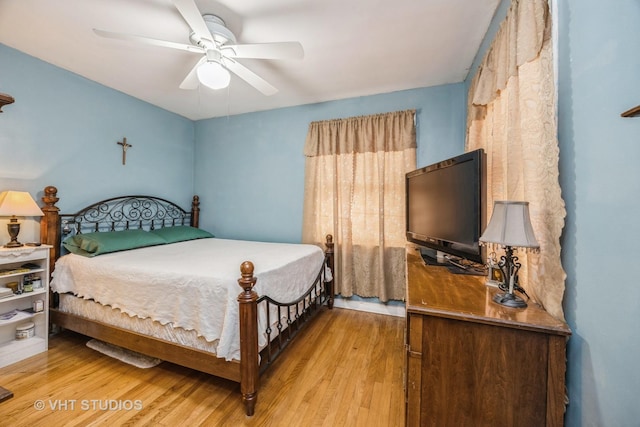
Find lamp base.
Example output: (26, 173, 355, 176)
(4, 241, 24, 248)
(5, 220, 23, 248)
(493, 292, 527, 308)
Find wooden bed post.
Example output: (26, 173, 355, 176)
(325, 234, 335, 309)
(190, 195, 200, 228)
(40, 186, 61, 278)
(237, 261, 259, 416)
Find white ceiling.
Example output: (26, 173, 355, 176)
(0, 0, 500, 121)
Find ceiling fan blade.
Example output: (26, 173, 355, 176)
(179, 57, 206, 90)
(173, 0, 213, 45)
(221, 42, 304, 60)
(223, 58, 278, 96)
(93, 29, 203, 53)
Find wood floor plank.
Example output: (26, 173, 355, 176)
(0, 308, 405, 426)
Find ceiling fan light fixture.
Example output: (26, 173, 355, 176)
(197, 60, 231, 90)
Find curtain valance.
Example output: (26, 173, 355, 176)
(469, 0, 549, 121)
(303, 110, 416, 157)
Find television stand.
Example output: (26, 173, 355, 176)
(405, 249, 571, 426)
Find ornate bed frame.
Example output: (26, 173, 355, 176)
(39, 186, 335, 416)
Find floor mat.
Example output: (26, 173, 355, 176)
(86, 339, 162, 369)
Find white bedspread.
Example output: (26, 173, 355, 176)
(51, 238, 326, 361)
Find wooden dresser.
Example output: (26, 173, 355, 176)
(405, 248, 571, 427)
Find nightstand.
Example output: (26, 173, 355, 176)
(0, 245, 50, 368)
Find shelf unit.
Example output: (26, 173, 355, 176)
(0, 245, 50, 368)
(621, 105, 640, 117)
(0, 93, 15, 112)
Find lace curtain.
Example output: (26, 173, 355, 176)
(466, 0, 566, 319)
(302, 110, 416, 302)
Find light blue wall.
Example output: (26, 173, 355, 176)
(194, 85, 467, 242)
(0, 44, 195, 213)
(556, 1, 640, 426)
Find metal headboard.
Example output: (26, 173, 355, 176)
(59, 195, 197, 237)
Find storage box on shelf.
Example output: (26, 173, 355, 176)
(0, 245, 50, 368)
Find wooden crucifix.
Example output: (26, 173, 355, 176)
(117, 137, 132, 165)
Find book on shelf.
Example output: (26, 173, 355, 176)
(0, 309, 33, 324)
(0, 268, 31, 276)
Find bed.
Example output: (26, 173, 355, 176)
(39, 186, 335, 416)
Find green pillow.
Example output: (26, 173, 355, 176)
(149, 226, 214, 244)
(63, 229, 167, 257)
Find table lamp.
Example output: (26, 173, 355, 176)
(0, 191, 44, 248)
(479, 201, 539, 308)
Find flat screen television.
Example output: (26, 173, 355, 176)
(405, 148, 486, 265)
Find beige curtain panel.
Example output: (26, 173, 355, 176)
(302, 110, 416, 302)
(467, 0, 566, 320)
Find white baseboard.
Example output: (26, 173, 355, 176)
(333, 298, 405, 317)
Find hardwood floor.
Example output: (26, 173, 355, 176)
(0, 308, 405, 426)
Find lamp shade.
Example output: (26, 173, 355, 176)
(0, 191, 44, 217)
(480, 201, 538, 248)
(197, 61, 231, 90)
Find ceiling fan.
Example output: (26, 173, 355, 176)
(93, 0, 304, 96)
